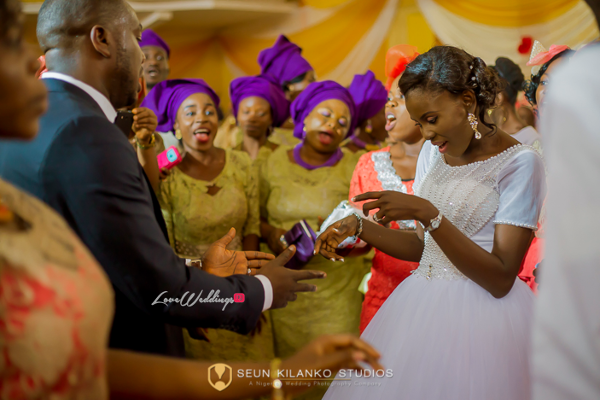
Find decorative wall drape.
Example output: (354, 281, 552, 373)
(419, 0, 598, 73)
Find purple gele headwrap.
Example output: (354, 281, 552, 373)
(258, 35, 313, 86)
(141, 79, 220, 133)
(230, 74, 290, 128)
(140, 29, 171, 58)
(348, 70, 387, 127)
(291, 80, 356, 140)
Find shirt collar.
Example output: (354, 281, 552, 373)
(42, 72, 118, 122)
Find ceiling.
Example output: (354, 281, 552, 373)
(22, 0, 300, 31)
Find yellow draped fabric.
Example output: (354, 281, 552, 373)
(301, 0, 353, 8)
(433, 0, 580, 27)
(220, 0, 388, 78)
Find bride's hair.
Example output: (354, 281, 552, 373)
(399, 46, 505, 131)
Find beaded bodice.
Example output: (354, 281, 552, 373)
(413, 145, 528, 280)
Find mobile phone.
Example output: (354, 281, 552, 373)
(157, 146, 183, 170)
(115, 110, 134, 138)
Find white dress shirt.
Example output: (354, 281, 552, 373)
(41, 72, 273, 311)
(532, 46, 600, 400)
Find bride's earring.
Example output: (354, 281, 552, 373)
(468, 113, 482, 139)
(175, 129, 182, 140)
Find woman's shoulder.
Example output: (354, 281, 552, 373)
(495, 145, 546, 192)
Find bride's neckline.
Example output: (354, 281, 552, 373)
(440, 144, 524, 169)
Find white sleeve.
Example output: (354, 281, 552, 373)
(493, 148, 546, 230)
(413, 141, 434, 193)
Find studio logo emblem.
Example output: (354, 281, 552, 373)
(208, 363, 232, 391)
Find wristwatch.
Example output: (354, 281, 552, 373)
(423, 211, 443, 233)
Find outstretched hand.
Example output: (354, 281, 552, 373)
(353, 191, 434, 227)
(202, 228, 275, 277)
(281, 334, 384, 396)
(314, 215, 359, 262)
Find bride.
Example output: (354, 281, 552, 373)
(316, 46, 545, 400)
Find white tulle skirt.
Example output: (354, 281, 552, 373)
(323, 275, 534, 400)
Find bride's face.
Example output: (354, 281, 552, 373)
(405, 88, 476, 158)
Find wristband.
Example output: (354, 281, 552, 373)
(136, 133, 156, 149)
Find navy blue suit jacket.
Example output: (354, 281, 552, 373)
(0, 79, 264, 357)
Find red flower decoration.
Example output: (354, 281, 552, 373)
(518, 36, 533, 55)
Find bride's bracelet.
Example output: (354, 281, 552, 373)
(351, 212, 363, 240)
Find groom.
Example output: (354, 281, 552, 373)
(0, 0, 324, 357)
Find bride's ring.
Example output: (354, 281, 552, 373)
(373, 214, 382, 223)
(247, 268, 252, 275)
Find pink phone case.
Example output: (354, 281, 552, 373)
(157, 146, 182, 170)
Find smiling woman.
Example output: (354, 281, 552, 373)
(319, 46, 546, 400)
(140, 78, 273, 366)
(259, 81, 368, 400)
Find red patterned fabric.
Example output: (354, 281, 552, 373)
(349, 147, 419, 333)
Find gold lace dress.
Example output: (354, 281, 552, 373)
(260, 146, 367, 399)
(0, 178, 114, 399)
(158, 149, 274, 363)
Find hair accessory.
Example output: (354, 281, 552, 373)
(175, 129, 182, 140)
(385, 45, 419, 91)
(469, 64, 474, 70)
(527, 41, 569, 75)
(468, 113, 481, 139)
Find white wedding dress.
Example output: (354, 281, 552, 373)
(323, 141, 546, 400)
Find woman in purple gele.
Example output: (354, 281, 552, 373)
(142, 78, 275, 365)
(140, 29, 171, 91)
(228, 74, 289, 167)
(258, 35, 316, 145)
(344, 70, 389, 154)
(260, 80, 368, 400)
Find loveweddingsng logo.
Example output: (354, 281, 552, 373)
(151, 290, 245, 311)
(209, 363, 233, 391)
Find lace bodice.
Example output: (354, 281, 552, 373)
(412, 142, 545, 280)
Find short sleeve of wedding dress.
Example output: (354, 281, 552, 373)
(494, 148, 546, 230)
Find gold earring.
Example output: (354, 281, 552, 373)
(487, 109, 493, 117)
(468, 113, 481, 139)
(175, 129, 182, 140)
(303, 126, 306, 133)
(365, 120, 373, 134)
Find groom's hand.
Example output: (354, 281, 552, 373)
(257, 246, 326, 309)
(202, 228, 275, 277)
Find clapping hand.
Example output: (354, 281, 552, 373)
(202, 228, 275, 277)
(281, 334, 384, 397)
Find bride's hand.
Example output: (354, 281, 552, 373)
(314, 215, 359, 261)
(353, 191, 435, 226)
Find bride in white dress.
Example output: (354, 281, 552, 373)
(316, 46, 546, 400)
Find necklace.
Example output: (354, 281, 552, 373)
(293, 143, 344, 170)
(350, 134, 380, 151)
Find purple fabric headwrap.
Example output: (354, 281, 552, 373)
(291, 80, 356, 140)
(140, 29, 171, 58)
(348, 70, 387, 127)
(230, 75, 290, 127)
(258, 35, 313, 86)
(141, 79, 220, 133)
